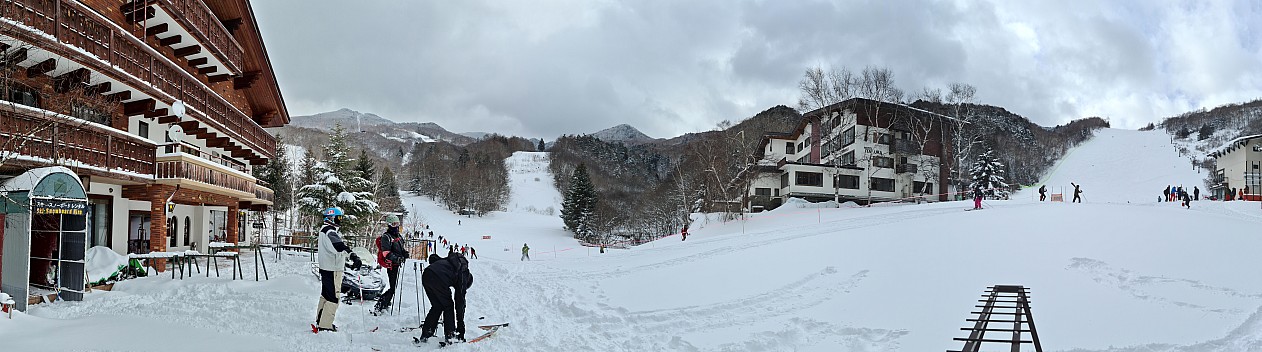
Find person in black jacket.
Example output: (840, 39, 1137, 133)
(418, 253, 474, 344)
(1071, 183, 1082, 203)
(372, 215, 410, 316)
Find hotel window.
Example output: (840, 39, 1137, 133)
(785, 142, 794, 154)
(71, 101, 110, 126)
(877, 133, 894, 145)
(840, 151, 855, 166)
(836, 175, 859, 189)
(184, 216, 191, 246)
(781, 173, 789, 188)
(841, 126, 856, 146)
(168, 217, 178, 247)
(795, 171, 823, 187)
(755, 188, 771, 196)
(914, 182, 935, 194)
(870, 177, 895, 192)
(873, 156, 894, 168)
(6, 84, 41, 108)
(138, 121, 150, 139)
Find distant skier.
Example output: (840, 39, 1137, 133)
(681, 226, 688, 241)
(314, 207, 362, 332)
(372, 215, 409, 316)
(1181, 192, 1191, 209)
(1163, 186, 1170, 202)
(521, 243, 530, 261)
(469, 247, 477, 259)
(1038, 185, 1047, 201)
(1071, 183, 1082, 203)
(1194, 186, 1200, 200)
(972, 186, 984, 210)
(417, 253, 473, 344)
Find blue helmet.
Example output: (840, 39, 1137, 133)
(322, 207, 344, 218)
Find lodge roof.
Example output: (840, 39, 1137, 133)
(1210, 134, 1262, 158)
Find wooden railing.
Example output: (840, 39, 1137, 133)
(156, 157, 252, 195)
(253, 183, 273, 203)
(0, 106, 156, 175)
(160, 142, 248, 173)
(155, 0, 244, 73)
(0, 0, 274, 159)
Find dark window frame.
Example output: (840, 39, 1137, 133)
(870, 177, 895, 192)
(795, 171, 823, 187)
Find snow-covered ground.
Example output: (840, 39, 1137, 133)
(5, 132, 1262, 351)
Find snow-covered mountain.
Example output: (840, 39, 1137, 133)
(587, 124, 656, 144)
(288, 108, 396, 131)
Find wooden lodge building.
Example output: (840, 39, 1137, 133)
(0, 0, 288, 303)
(748, 98, 953, 211)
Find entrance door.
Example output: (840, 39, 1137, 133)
(209, 210, 227, 243)
(127, 215, 151, 254)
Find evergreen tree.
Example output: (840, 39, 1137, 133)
(255, 133, 293, 211)
(538, 139, 546, 151)
(1176, 126, 1192, 139)
(354, 149, 376, 185)
(560, 164, 598, 238)
(298, 124, 378, 234)
(968, 149, 1010, 198)
(295, 148, 320, 229)
(376, 166, 403, 213)
(1198, 123, 1214, 140)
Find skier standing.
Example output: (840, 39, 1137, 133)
(1163, 186, 1170, 202)
(1194, 186, 1200, 200)
(1038, 185, 1046, 201)
(372, 214, 409, 316)
(681, 226, 688, 241)
(972, 186, 984, 209)
(469, 247, 477, 259)
(521, 243, 530, 261)
(417, 253, 473, 344)
(314, 207, 362, 332)
(1071, 183, 1082, 203)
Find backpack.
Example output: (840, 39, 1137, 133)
(449, 253, 471, 290)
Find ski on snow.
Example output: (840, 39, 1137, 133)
(412, 323, 510, 347)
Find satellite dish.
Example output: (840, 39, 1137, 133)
(171, 100, 186, 119)
(167, 124, 184, 143)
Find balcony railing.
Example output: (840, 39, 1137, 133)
(0, 0, 274, 160)
(897, 164, 918, 174)
(156, 157, 252, 195)
(253, 183, 273, 203)
(0, 106, 156, 175)
(160, 142, 248, 174)
(893, 140, 920, 154)
(155, 0, 244, 73)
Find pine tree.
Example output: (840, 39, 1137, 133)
(254, 133, 293, 211)
(1197, 123, 1214, 141)
(560, 164, 598, 238)
(298, 124, 378, 234)
(538, 139, 546, 151)
(969, 149, 1009, 198)
(354, 149, 376, 185)
(376, 166, 403, 213)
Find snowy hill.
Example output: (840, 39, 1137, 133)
(7, 133, 1262, 351)
(289, 108, 396, 130)
(588, 123, 656, 144)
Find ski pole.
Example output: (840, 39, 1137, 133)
(415, 261, 424, 328)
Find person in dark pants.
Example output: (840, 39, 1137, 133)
(372, 215, 409, 316)
(1039, 185, 1047, 201)
(1181, 192, 1191, 209)
(1071, 183, 1082, 203)
(315, 207, 361, 332)
(1163, 186, 1170, 202)
(1193, 186, 1200, 201)
(418, 253, 473, 344)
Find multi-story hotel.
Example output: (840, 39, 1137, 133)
(748, 98, 952, 211)
(1209, 134, 1261, 200)
(0, 0, 287, 304)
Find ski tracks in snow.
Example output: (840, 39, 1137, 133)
(1067, 257, 1262, 314)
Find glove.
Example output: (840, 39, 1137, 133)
(349, 254, 363, 270)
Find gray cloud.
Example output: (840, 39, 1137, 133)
(252, 0, 1262, 138)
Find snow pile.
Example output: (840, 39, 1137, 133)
(85, 246, 129, 285)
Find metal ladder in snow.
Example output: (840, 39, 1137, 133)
(948, 285, 1043, 352)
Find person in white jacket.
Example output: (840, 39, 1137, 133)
(314, 207, 361, 332)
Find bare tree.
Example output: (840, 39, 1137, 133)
(853, 66, 905, 204)
(943, 83, 981, 198)
(798, 65, 856, 112)
(689, 121, 767, 220)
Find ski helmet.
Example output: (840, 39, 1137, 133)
(323, 207, 344, 218)
(384, 214, 400, 225)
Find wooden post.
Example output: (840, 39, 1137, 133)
(148, 186, 170, 271)
(227, 203, 239, 250)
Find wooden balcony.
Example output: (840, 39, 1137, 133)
(0, 105, 156, 179)
(155, 152, 272, 206)
(0, 0, 275, 163)
(153, 0, 244, 74)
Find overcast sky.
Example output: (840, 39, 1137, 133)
(253, 0, 1262, 139)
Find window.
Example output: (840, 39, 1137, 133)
(873, 156, 894, 168)
(796, 154, 810, 163)
(836, 175, 859, 189)
(71, 101, 110, 126)
(774, 188, 779, 196)
(877, 133, 894, 145)
(138, 121, 150, 139)
(840, 151, 855, 166)
(6, 84, 41, 108)
(168, 217, 178, 247)
(781, 173, 789, 188)
(755, 188, 771, 196)
(913, 182, 935, 194)
(795, 171, 823, 187)
(797, 142, 805, 153)
(183, 216, 191, 246)
(870, 177, 895, 192)
(785, 142, 794, 154)
(899, 156, 908, 165)
(841, 126, 856, 147)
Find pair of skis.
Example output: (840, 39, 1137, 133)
(412, 323, 510, 347)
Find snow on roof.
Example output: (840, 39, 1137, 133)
(0, 166, 79, 193)
(1210, 134, 1262, 157)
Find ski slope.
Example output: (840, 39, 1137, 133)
(5, 137, 1262, 351)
